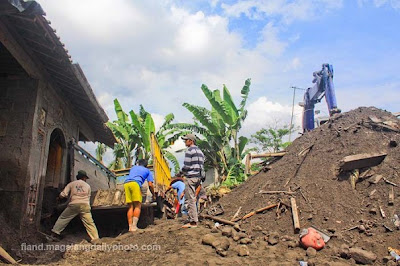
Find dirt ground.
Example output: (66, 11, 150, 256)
(1, 106, 399, 265)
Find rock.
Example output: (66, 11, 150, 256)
(221, 227, 233, 237)
(339, 244, 350, 258)
(212, 237, 230, 251)
(327, 228, 336, 234)
(267, 232, 280, 245)
(306, 247, 317, 257)
(253, 225, 263, 231)
(210, 227, 219, 233)
(216, 249, 228, 257)
(369, 208, 377, 215)
(202, 234, 217, 246)
(307, 259, 316, 266)
(237, 245, 249, 256)
(239, 238, 252, 244)
(233, 224, 243, 232)
(349, 247, 377, 264)
(233, 232, 247, 241)
(287, 241, 298, 248)
(387, 261, 397, 266)
(382, 256, 393, 263)
(280, 235, 293, 242)
(358, 225, 366, 233)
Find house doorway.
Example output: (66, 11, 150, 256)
(41, 128, 66, 228)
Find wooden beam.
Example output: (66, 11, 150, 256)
(290, 197, 300, 233)
(0, 245, 17, 264)
(245, 153, 251, 175)
(200, 214, 238, 226)
(259, 190, 296, 195)
(251, 152, 286, 159)
(389, 186, 394, 205)
(0, 19, 41, 79)
(241, 203, 278, 220)
(71, 64, 109, 122)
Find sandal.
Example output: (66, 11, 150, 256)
(182, 223, 197, 228)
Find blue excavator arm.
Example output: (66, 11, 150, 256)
(302, 63, 340, 132)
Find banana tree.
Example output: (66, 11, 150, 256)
(95, 143, 107, 165)
(106, 99, 140, 169)
(178, 78, 252, 184)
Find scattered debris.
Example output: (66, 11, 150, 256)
(207, 203, 224, 216)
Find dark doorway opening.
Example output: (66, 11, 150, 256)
(41, 128, 66, 230)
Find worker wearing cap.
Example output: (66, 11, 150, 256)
(51, 170, 99, 242)
(124, 159, 155, 232)
(181, 133, 204, 228)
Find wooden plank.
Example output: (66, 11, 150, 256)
(251, 152, 286, 159)
(201, 214, 237, 226)
(241, 203, 279, 220)
(379, 206, 386, 218)
(259, 190, 296, 195)
(290, 197, 300, 233)
(230, 206, 242, 221)
(245, 154, 251, 175)
(389, 186, 394, 205)
(338, 152, 387, 172)
(368, 174, 383, 184)
(0, 245, 17, 264)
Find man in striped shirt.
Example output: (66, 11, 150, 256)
(181, 133, 204, 228)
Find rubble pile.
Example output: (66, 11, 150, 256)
(213, 107, 400, 263)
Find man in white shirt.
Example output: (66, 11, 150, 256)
(50, 170, 99, 242)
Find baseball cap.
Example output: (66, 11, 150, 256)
(181, 134, 196, 141)
(77, 170, 89, 179)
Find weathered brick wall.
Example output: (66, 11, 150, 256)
(0, 77, 38, 226)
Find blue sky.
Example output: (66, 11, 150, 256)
(37, 0, 400, 161)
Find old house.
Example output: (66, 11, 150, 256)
(0, 0, 116, 230)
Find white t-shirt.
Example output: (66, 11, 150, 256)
(60, 180, 91, 205)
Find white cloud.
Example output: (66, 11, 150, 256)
(221, 0, 343, 24)
(373, 0, 400, 8)
(241, 96, 303, 137)
(255, 22, 288, 57)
